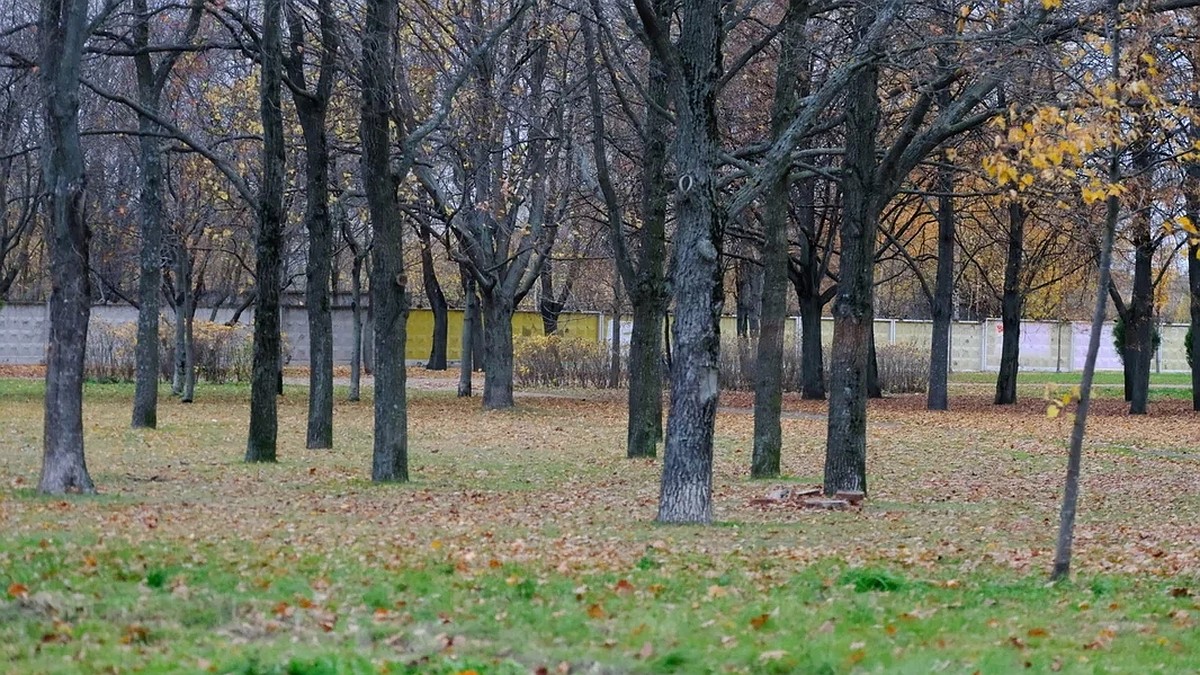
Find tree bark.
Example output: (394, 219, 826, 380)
(481, 293, 515, 409)
(362, 0, 408, 481)
(867, 321, 883, 399)
(348, 251, 364, 402)
(608, 280, 622, 389)
(131, 0, 162, 428)
(459, 273, 478, 397)
(286, 0, 338, 449)
(653, 0, 724, 525)
(994, 202, 1026, 404)
(824, 2, 880, 496)
(926, 160, 954, 410)
(421, 227, 448, 370)
(790, 175, 828, 401)
(751, 0, 806, 480)
(246, 0, 286, 463)
(38, 0, 95, 494)
(1191, 239, 1200, 411)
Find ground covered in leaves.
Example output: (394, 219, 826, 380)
(1, 374, 1198, 673)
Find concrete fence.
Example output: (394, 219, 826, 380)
(0, 301, 1190, 373)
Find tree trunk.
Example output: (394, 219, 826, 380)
(1191, 239, 1200, 412)
(926, 161, 954, 411)
(824, 3, 879, 495)
(1126, 236, 1153, 415)
(608, 280, 621, 389)
(362, 0, 408, 482)
(994, 202, 1026, 404)
(181, 297, 196, 402)
(751, 0, 805, 480)
(299, 105, 334, 448)
(459, 273, 477, 397)
(246, 0, 286, 463)
(540, 260, 562, 335)
(421, 229, 448, 370)
(867, 321, 883, 399)
(131, 36, 162, 427)
(735, 253, 762, 338)
(348, 251, 364, 402)
(626, 302, 663, 456)
(171, 244, 189, 396)
(656, 0, 724, 525)
(38, 0, 95, 494)
(798, 291, 825, 399)
(481, 292, 515, 409)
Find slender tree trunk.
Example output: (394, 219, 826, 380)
(299, 109, 334, 448)
(927, 162, 954, 410)
(994, 202, 1026, 404)
(1191, 238, 1200, 411)
(246, 0, 286, 463)
(656, 0, 724, 525)
(608, 280, 621, 388)
(824, 3, 879, 495)
(362, 0, 408, 481)
(626, 302, 663, 456)
(459, 273, 477, 397)
(751, 0, 805, 479)
(348, 252, 363, 402)
(181, 297, 196, 402)
(867, 322, 883, 399)
(481, 292, 515, 409)
(131, 75, 162, 427)
(38, 0, 94, 494)
(797, 290, 825, 399)
(540, 260, 562, 335)
(421, 229, 448, 370)
(172, 244, 189, 396)
(1127, 236, 1153, 415)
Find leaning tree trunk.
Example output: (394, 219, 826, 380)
(927, 160, 954, 411)
(459, 273, 477, 397)
(38, 0, 94, 494)
(481, 292, 515, 409)
(246, 0, 286, 463)
(656, 0, 724, 525)
(362, 0, 408, 482)
(421, 228, 448, 370)
(751, 0, 805, 480)
(824, 9, 879, 496)
(994, 202, 1026, 404)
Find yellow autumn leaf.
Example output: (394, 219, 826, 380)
(1047, 405, 1061, 419)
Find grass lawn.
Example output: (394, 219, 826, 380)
(1, 376, 1198, 673)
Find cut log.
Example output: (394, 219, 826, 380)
(802, 498, 850, 510)
(834, 490, 865, 506)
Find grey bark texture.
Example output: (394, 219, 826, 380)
(38, 0, 95, 494)
(246, 0, 287, 463)
(361, 0, 409, 481)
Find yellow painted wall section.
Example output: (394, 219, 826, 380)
(405, 309, 601, 360)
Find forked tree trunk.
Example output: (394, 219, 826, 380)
(994, 202, 1025, 404)
(246, 0, 286, 463)
(38, 0, 94, 494)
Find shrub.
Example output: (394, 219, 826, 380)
(717, 335, 806, 392)
(514, 334, 617, 388)
(876, 342, 928, 394)
(87, 318, 286, 384)
(84, 320, 138, 382)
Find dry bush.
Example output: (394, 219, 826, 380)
(84, 321, 137, 383)
(877, 342, 928, 394)
(514, 334, 618, 388)
(89, 319, 287, 384)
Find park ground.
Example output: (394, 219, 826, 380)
(1, 371, 1198, 674)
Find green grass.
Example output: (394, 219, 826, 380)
(1, 378, 1198, 673)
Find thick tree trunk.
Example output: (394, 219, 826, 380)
(459, 274, 477, 397)
(656, 0, 724, 525)
(824, 5, 879, 495)
(927, 162, 954, 411)
(481, 292, 515, 409)
(38, 0, 94, 494)
(362, 0, 408, 482)
(246, 0, 286, 463)
(994, 202, 1025, 404)
(1126, 237, 1153, 415)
